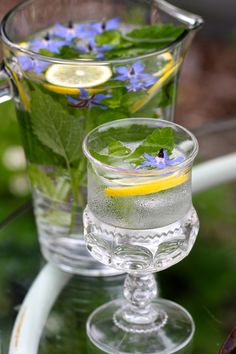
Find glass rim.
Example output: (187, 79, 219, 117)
(82, 118, 199, 176)
(0, 0, 202, 65)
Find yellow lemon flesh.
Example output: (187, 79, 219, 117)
(45, 64, 112, 91)
(104, 172, 189, 197)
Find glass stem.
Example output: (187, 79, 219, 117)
(122, 273, 158, 325)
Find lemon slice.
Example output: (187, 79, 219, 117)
(45, 64, 112, 89)
(104, 172, 189, 197)
(130, 55, 182, 113)
(43, 83, 106, 95)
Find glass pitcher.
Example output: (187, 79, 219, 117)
(0, 0, 203, 276)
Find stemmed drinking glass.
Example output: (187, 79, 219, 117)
(82, 118, 199, 354)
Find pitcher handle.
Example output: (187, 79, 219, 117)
(0, 62, 12, 104)
(156, 0, 204, 29)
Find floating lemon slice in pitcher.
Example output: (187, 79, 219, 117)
(104, 172, 189, 197)
(44, 64, 112, 94)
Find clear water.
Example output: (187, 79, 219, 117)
(88, 143, 191, 229)
(88, 171, 191, 229)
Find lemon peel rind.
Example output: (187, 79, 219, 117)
(104, 173, 189, 197)
(43, 83, 106, 95)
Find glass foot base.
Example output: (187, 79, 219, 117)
(40, 237, 122, 277)
(87, 298, 195, 354)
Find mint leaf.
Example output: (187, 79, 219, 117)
(97, 79, 125, 89)
(104, 45, 156, 59)
(16, 109, 64, 166)
(95, 30, 123, 46)
(126, 24, 185, 43)
(101, 88, 123, 109)
(90, 150, 110, 164)
(103, 24, 185, 59)
(122, 90, 148, 108)
(53, 176, 71, 201)
(90, 127, 174, 167)
(96, 109, 128, 125)
(127, 127, 174, 165)
(56, 45, 81, 59)
(31, 88, 83, 165)
(28, 165, 71, 200)
(158, 83, 175, 108)
(28, 165, 56, 198)
(108, 138, 131, 157)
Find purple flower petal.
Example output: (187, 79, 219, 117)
(18, 56, 48, 74)
(79, 88, 90, 99)
(143, 154, 157, 163)
(139, 161, 154, 168)
(156, 160, 166, 169)
(132, 61, 145, 74)
(18, 56, 32, 71)
(93, 93, 112, 103)
(113, 75, 127, 82)
(166, 156, 184, 165)
(106, 17, 120, 30)
(126, 81, 144, 92)
(92, 17, 120, 34)
(114, 62, 156, 91)
(142, 77, 157, 87)
(31, 37, 66, 53)
(67, 95, 78, 104)
(33, 61, 48, 74)
(67, 89, 111, 110)
(52, 22, 94, 41)
(138, 149, 184, 170)
(115, 66, 129, 75)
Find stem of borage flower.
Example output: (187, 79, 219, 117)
(68, 162, 87, 235)
(69, 105, 95, 234)
(63, 153, 82, 235)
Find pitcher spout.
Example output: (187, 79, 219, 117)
(156, 0, 204, 31)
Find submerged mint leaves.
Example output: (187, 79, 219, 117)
(108, 138, 132, 157)
(90, 127, 179, 169)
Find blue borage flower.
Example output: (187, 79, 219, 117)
(76, 39, 113, 59)
(114, 62, 157, 92)
(31, 33, 67, 53)
(139, 149, 184, 169)
(18, 56, 48, 74)
(51, 18, 120, 42)
(51, 21, 95, 41)
(67, 89, 111, 109)
(91, 17, 120, 34)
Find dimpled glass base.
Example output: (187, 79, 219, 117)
(87, 298, 195, 354)
(84, 206, 199, 273)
